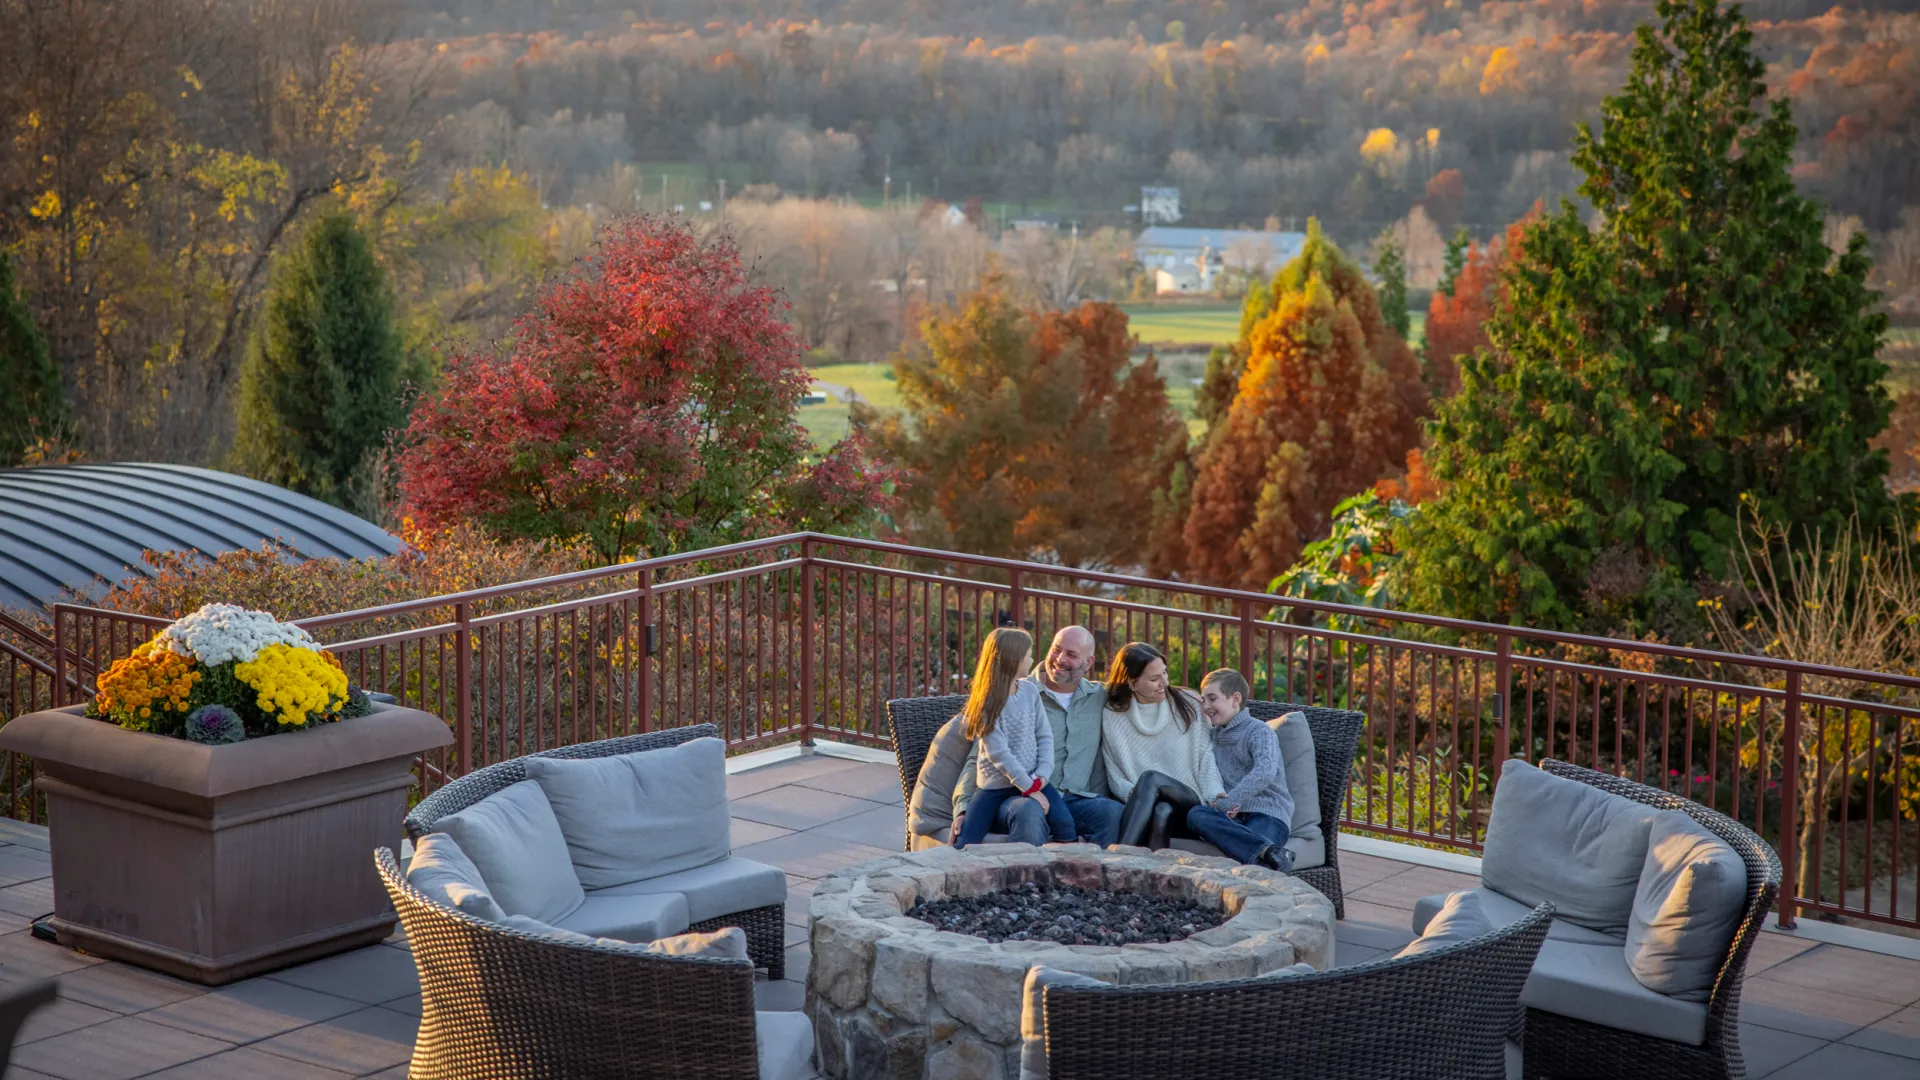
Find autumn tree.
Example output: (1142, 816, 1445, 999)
(399, 216, 893, 563)
(0, 254, 69, 465)
(1423, 211, 1538, 398)
(232, 214, 407, 513)
(1404, 0, 1907, 635)
(862, 285, 1188, 571)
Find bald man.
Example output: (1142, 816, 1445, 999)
(953, 626, 1123, 846)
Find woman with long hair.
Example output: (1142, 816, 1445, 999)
(952, 627, 1077, 848)
(1101, 642, 1226, 848)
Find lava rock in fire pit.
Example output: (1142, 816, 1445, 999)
(905, 880, 1225, 945)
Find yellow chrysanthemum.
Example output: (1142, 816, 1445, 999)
(234, 643, 348, 726)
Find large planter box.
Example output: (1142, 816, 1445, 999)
(0, 703, 452, 985)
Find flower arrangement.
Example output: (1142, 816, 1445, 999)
(87, 604, 372, 741)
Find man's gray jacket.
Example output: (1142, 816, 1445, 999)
(954, 674, 1111, 813)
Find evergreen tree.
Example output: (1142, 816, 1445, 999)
(1436, 226, 1472, 299)
(1372, 231, 1411, 338)
(0, 255, 71, 466)
(1404, 0, 1904, 634)
(232, 214, 407, 511)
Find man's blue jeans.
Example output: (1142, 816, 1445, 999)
(1186, 804, 1291, 866)
(985, 791, 1123, 847)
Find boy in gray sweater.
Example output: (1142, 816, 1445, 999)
(1189, 668, 1294, 871)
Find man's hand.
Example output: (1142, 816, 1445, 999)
(950, 813, 965, 846)
(1029, 790, 1051, 815)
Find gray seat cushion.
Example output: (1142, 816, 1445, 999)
(1396, 889, 1497, 959)
(406, 832, 508, 922)
(1268, 711, 1323, 848)
(1481, 759, 1662, 935)
(501, 916, 744, 957)
(1021, 965, 1106, 1080)
(1166, 830, 1325, 870)
(908, 715, 972, 839)
(551, 890, 690, 942)
(1413, 888, 1626, 947)
(915, 825, 1010, 850)
(757, 1010, 816, 1080)
(1626, 810, 1747, 1001)
(432, 780, 585, 922)
(525, 736, 731, 889)
(1523, 939, 1708, 1046)
(590, 856, 788, 924)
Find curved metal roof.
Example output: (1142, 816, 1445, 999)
(0, 463, 403, 610)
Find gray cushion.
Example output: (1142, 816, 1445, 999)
(1626, 810, 1747, 1001)
(1396, 889, 1497, 960)
(1167, 830, 1326, 871)
(551, 890, 690, 942)
(1522, 940, 1708, 1046)
(1253, 962, 1319, 980)
(1481, 760, 1661, 935)
(1413, 888, 1625, 947)
(525, 737, 731, 889)
(405, 832, 508, 922)
(1268, 711, 1323, 846)
(433, 780, 585, 922)
(502, 915, 744, 957)
(1021, 965, 1106, 1080)
(908, 716, 972, 838)
(590, 855, 787, 924)
(757, 1010, 816, 1080)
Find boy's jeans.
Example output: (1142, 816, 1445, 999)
(1185, 803, 1291, 867)
(954, 781, 1076, 848)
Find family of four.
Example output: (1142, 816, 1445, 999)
(950, 624, 1294, 872)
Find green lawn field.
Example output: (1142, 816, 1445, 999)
(1123, 304, 1426, 350)
(809, 362, 904, 409)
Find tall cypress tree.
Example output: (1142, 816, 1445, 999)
(1372, 231, 1411, 339)
(232, 214, 406, 511)
(1435, 226, 1471, 299)
(1405, 0, 1902, 634)
(0, 255, 71, 466)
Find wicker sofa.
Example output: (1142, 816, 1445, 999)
(1034, 901, 1553, 1079)
(888, 695, 1010, 849)
(377, 848, 811, 1080)
(404, 724, 786, 980)
(1410, 759, 1782, 1080)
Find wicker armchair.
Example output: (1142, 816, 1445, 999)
(403, 724, 785, 980)
(0, 980, 55, 1071)
(1519, 760, 1783, 1080)
(1042, 902, 1553, 1079)
(378, 847, 797, 1080)
(888, 694, 967, 849)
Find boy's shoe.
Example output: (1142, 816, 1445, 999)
(1255, 844, 1294, 873)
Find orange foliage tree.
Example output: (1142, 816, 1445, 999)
(861, 285, 1188, 570)
(1423, 208, 1538, 398)
(1181, 225, 1428, 588)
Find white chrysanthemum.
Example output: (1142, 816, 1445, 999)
(156, 603, 319, 666)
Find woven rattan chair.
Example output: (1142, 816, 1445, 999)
(1042, 902, 1553, 1079)
(1518, 760, 1783, 1080)
(888, 695, 1364, 919)
(403, 724, 784, 980)
(378, 847, 788, 1080)
(0, 979, 55, 1071)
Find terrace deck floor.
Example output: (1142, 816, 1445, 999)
(1, 750, 1918, 1079)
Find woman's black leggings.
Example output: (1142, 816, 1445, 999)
(1117, 770, 1202, 848)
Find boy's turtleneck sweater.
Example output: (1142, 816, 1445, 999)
(1209, 707, 1294, 824)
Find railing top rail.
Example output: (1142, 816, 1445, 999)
(40, 531, 1920, 693)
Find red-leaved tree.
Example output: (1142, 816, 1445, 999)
(1423, 207, 1539, 398)
(399, 216, 894, 563)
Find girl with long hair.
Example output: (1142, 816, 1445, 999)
(1101, 642, 1226, 847)
(952, 627, 1077, 848)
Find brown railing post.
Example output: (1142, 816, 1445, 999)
(52, 610, 66, 708)
(453, 601, 473, 778)
(1493, 632, 1513, 780)
(1009, 568, 1025, 629)
(1238, 599, 1255, 684)
(636, 565, 653, 734)
(1779, 668, 1802, 929)
(800, 538, 816, 748)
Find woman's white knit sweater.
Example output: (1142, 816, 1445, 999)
(1100, 691, 1225, 802)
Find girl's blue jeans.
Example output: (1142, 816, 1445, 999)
(954, 780, 1076, 848)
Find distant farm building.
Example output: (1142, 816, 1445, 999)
(1137, 227, 1307, 279)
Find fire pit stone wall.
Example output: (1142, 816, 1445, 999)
(805, 843, 1336, 1080)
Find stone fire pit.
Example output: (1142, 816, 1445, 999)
(805, 843, 1335, 1080)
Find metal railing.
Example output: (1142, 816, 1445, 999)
(6, 532, 1919, 933)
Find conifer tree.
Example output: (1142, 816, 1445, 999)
(232, 214, 407, 511)
(1404, 0, 1904, 633)
(0, 255, 70, 466)
(1436, 226, 1472, 299)
(1372, 231, 1411, 338)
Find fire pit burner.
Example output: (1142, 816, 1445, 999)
(907, 880, 1225, 945)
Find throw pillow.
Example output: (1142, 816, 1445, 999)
(1394, 889, 1497, 960)
(525, 737, 730, 889)
(1020, 965, 1106, 1080)
(1481, 760, 1661, 935)
(907, 715, 973, 839)
(405, 832, 508, 922)
(433, 780, 585, 922)
(1625, 810, 1747, 1000)
(1268, 711, 1323, 843)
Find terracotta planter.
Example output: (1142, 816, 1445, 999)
(0, 703, 452, 985)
